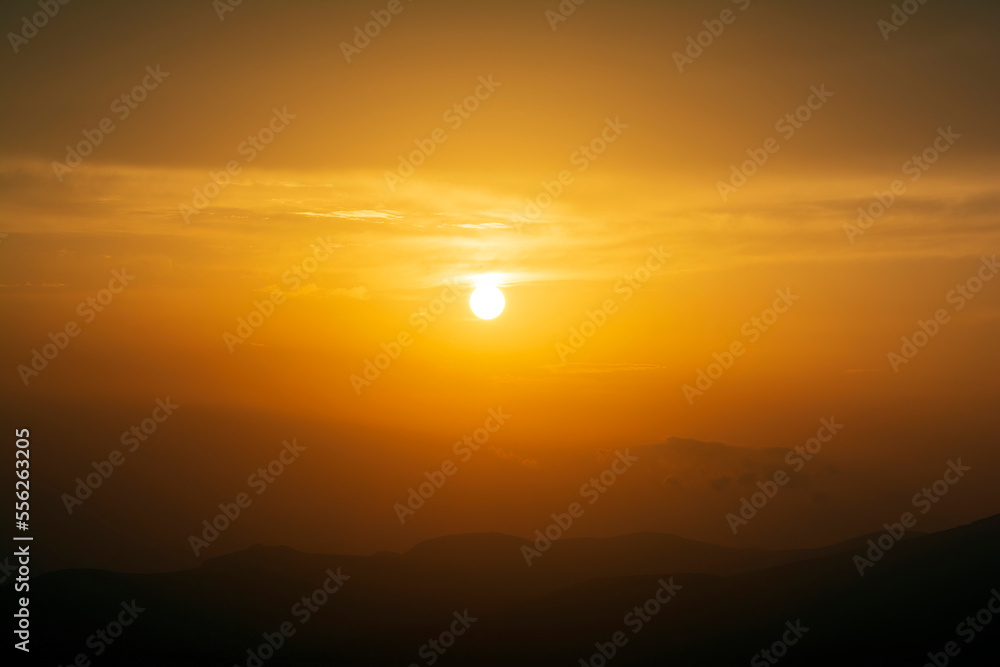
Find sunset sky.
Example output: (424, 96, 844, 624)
(2, 0, 998, 573)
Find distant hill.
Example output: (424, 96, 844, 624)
(30, 515, 1000, 665)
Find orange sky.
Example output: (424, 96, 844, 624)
(1, 0, 998, 572)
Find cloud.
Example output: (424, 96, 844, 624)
(331, 286, 370, 300)
(544, 362, 665, 374)
(0, 281, 64, 288)
(294, 210, 402, 221)
(435, 210, 522, 230)
(631, 437, 796, 490)
(447, 222, 509, 229)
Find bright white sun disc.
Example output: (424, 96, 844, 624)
(470, 286, 505, 320)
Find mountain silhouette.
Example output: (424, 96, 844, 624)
(30, 514, 1000, 665)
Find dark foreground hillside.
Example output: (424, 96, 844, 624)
(28, 514, 1000, 666)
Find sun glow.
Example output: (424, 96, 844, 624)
(470, 286, 505, 320)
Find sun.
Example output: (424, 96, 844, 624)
(470, 286, 505, 320)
